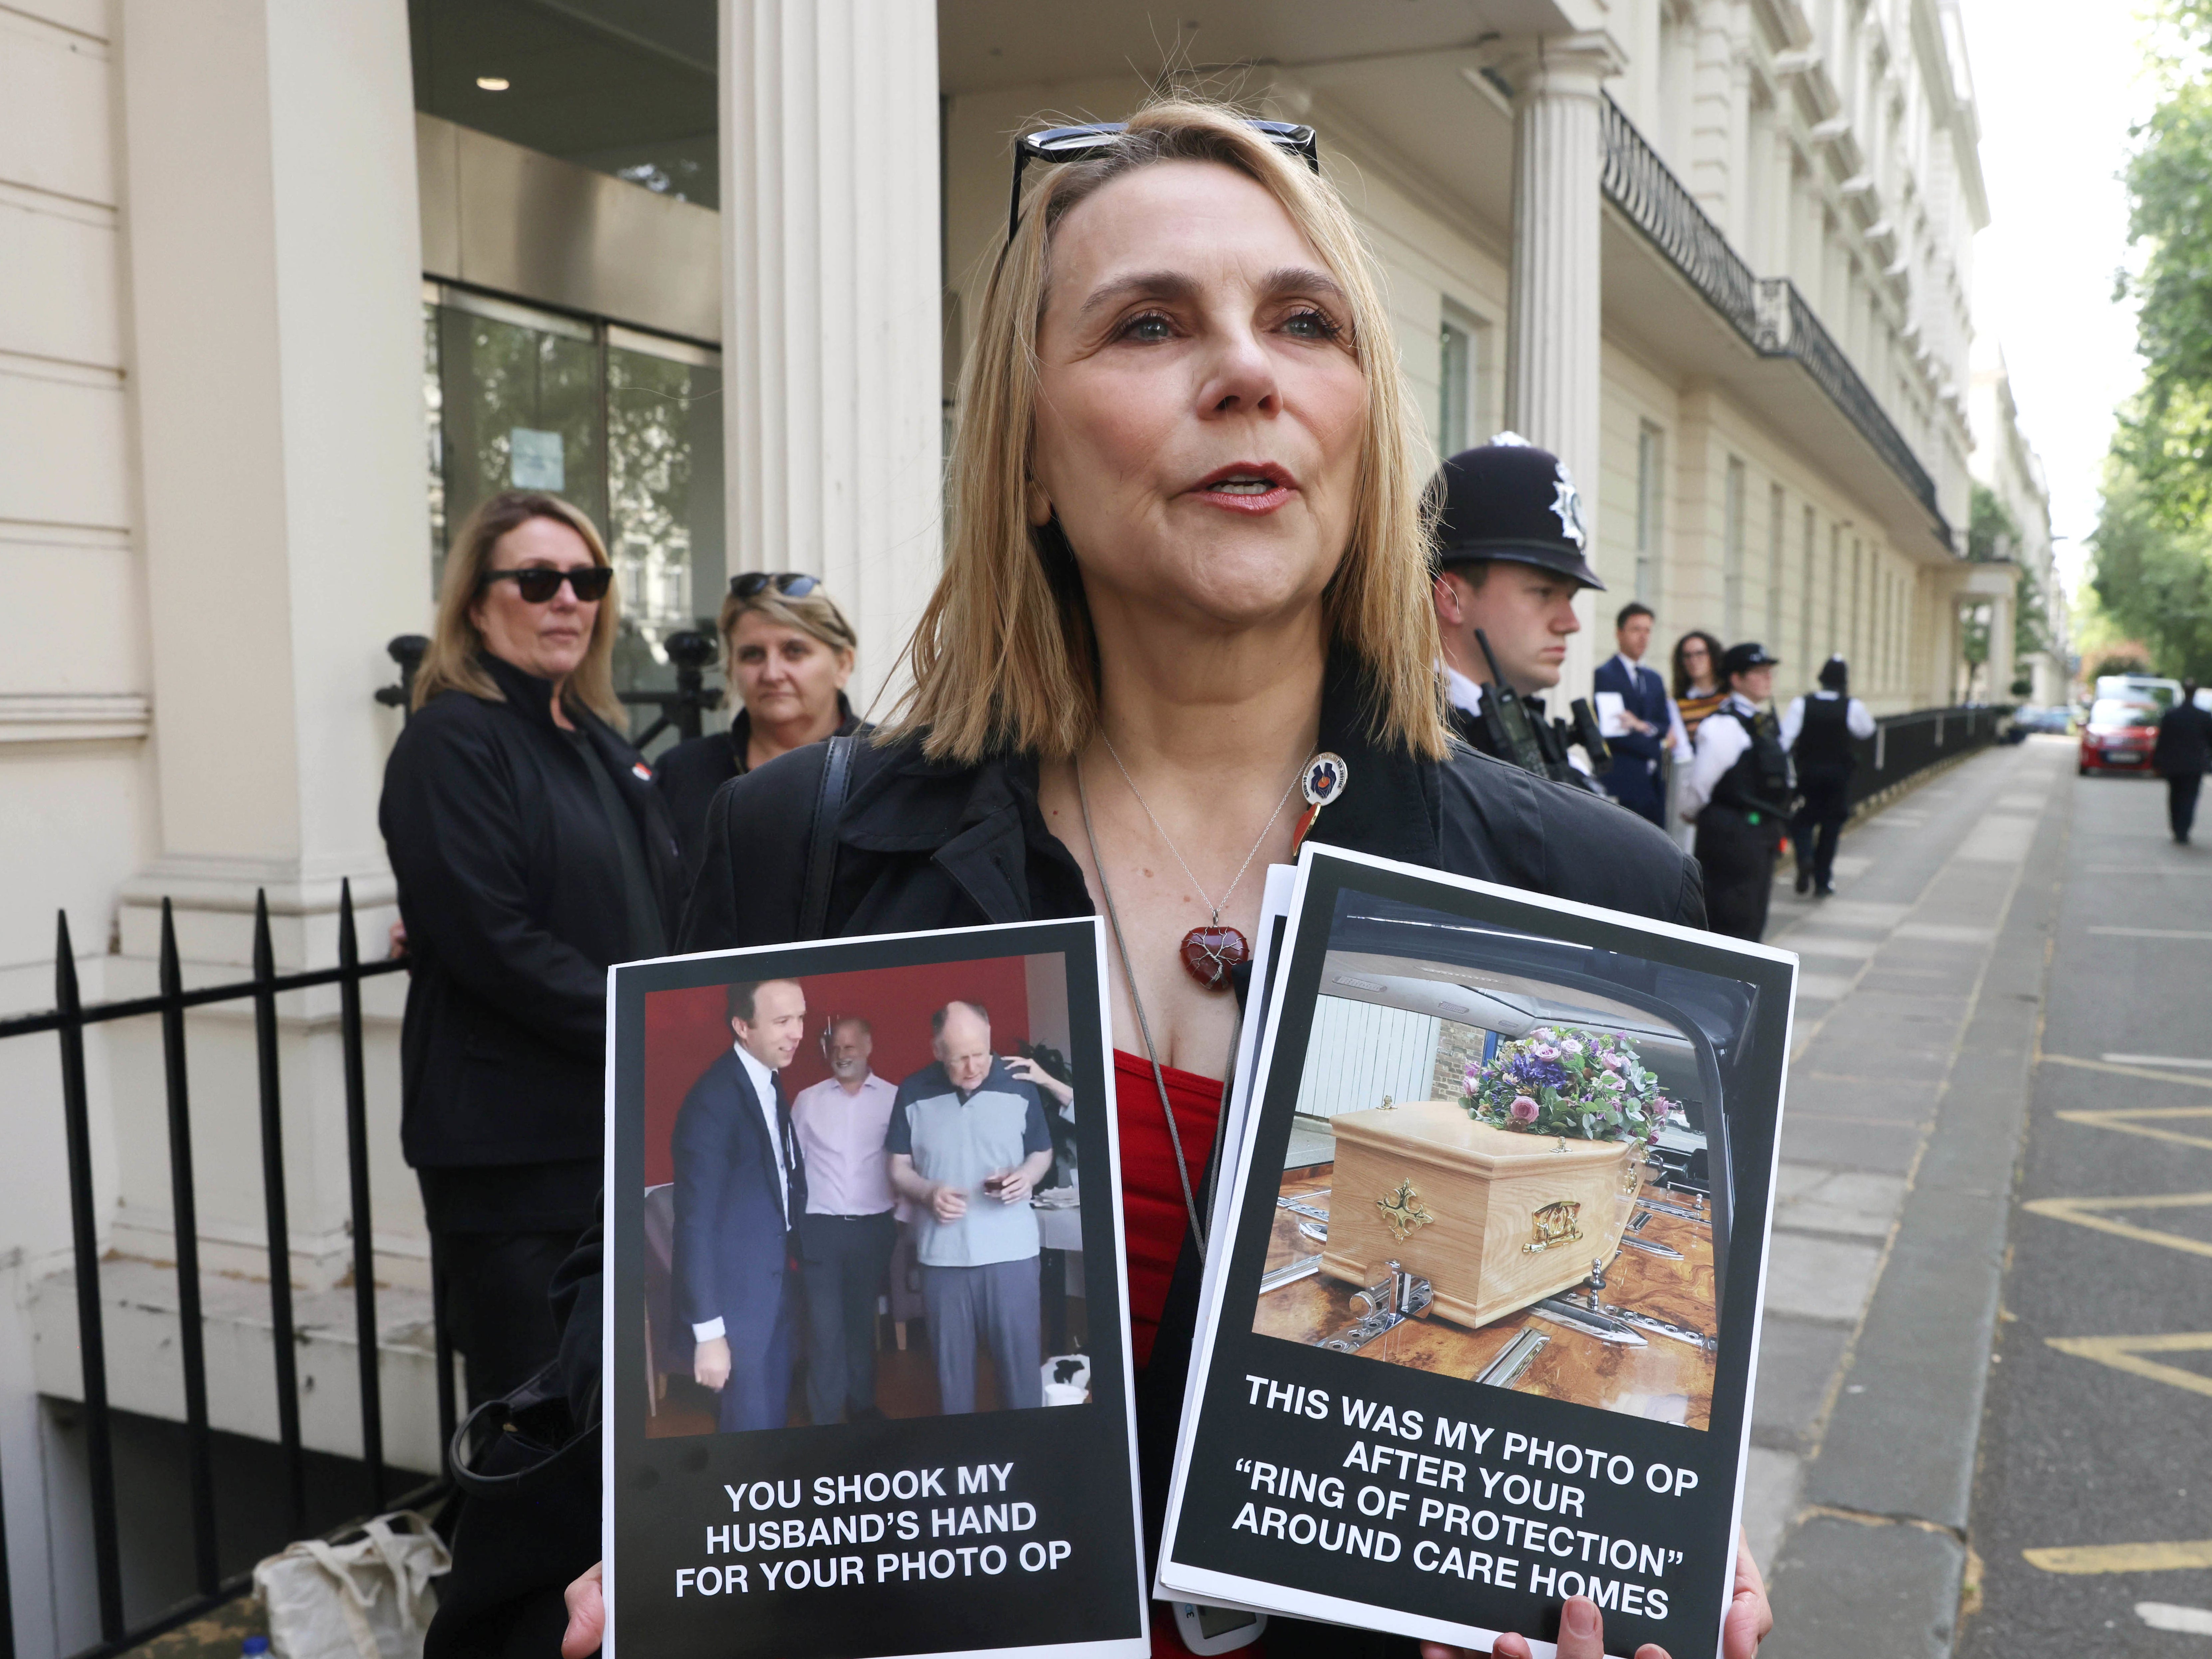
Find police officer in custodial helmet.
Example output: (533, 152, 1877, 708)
(1680, 642, 1798, 941)
(1429, 433, 1612, 788)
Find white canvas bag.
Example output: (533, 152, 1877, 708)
(252, 1511, 450, 1659)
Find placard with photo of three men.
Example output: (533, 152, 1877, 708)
(603, 919, 1149, 1659)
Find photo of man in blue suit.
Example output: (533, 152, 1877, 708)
(1594, 602, 1686, 828)
(672, 978, 808, 1432)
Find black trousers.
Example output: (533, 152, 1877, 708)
(434, 1228, 582, 1407)
(417, 1162, 596, 1408)
(1791, 773, 1853, 891)
(796, 1211, 896, 1423)
(2170, 771, 2204, 841)
(1697, 806, 1780, 942)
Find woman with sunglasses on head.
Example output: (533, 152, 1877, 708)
(542, 101, 1768, 1659)
(653, 571, 864, 881)
(378, 489, 684, 1416)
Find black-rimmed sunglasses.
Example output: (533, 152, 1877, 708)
(1006, 119, 1320, 246)
(479, 565, 613, 603)
(730, 571, 822, 600)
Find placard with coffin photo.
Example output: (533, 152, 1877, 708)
(606, 918, 1149, 1659)
(1159, 846, 1794, 1659)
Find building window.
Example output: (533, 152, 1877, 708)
(1851, 538, 1864, 667)
(1766, 484, 1786, 649)
(1828, 523, 1843, 657)
(1438, 302, 1490, 457)
(1636, 422, 1665, 607)
(1800, 506, 1817, 675)
(1873, 561, 1886, 687)
(424, 284, 725, 709)
(1723, 457, 1747, 641)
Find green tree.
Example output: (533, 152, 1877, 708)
(2090, 2, 2212, 673)
(1968, 482, 2019, 563)
(2090, 455, 2212, 679)
(2115, 3, 2212, 526)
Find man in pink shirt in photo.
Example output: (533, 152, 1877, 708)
(789, 1015, 901, 1423)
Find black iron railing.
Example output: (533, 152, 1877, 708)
(1598, 95, 1765, 350)
(0, 885, 447, 1659)
(1850, 704, 2009, 808)
(1759, 280, 1944, 528)
(377, 630, 724, 749)
(1598, 97, 1951, 543)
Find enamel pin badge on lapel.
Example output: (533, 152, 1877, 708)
(1291, 752, 1348, 856)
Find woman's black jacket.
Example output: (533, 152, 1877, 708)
(653, 693, 860, 882)
(512, 663, 1704, 1658)
(378, 654, 684, 1173)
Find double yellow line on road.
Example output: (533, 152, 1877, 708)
(2023, 1053, 2212, 1577)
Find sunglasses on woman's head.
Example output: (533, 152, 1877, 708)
(1006, 119, 1320, 246)
(730, 571, 821, 600)
(478, 565, 613, 603)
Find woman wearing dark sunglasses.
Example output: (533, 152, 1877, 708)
(379, 489, 683, 1415)
(654, 571, 865, 880)
(535, 100, 1764, 1659)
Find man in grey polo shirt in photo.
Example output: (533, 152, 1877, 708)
(887, 1000, 1053, 1413)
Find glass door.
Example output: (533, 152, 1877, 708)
(424, 285, 724, 714)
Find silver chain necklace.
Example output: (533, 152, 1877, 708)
(1077, 742, 1310, 1258)
(1099, 733, 1304, 991)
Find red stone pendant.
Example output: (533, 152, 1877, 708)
(1179, 925, 1250, 991)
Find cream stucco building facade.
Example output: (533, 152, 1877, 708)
(1, 1, 2014, 1649)
(1969, 340, 2066, 706)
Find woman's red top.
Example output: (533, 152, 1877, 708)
(1113, 1050, 1242, 1658)
(1112, 1049, 1224, 1368)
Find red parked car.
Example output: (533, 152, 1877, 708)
(2079, 698, 2164, 776)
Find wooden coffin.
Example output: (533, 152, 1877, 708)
(1319, 1100, 1643, 1331)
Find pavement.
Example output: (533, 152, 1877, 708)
(1732, 733, 2073, 1657)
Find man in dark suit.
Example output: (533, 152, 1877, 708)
(671, 978, 808, 1432)
(2153, 681, 2212, 845)
(1594, 602, 1681, 828)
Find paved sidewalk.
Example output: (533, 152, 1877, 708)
(1732, 736, 2069, 1657)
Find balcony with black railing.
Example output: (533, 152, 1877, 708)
(1598, 97, 1948, 540)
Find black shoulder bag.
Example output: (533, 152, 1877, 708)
(800, 732, 858, 939)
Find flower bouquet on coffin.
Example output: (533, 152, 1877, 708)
(1319, 1029, 1668, 1330)
(1461, 1028, 1671, 1148)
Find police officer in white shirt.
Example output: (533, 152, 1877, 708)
(1781, 656, 1876, 897)
(1681, 643, 1796, 940)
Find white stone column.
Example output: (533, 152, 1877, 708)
(1500, 32, 1624, 704)
(117, 0, 425, 959)
(1986, 587, 2016, 703)
(108, 0, 428, 1284)
(720, 0, 942, 717)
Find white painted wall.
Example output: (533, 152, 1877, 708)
(0, 4, 148, 1650)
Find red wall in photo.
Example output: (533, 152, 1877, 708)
(641, 955, 1037, 1187)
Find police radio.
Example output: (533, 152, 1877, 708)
(1472, 629, 1555, 777)
(1567, 698, 1613, 776)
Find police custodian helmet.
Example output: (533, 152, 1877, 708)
(1431, 432, 1605, 591)
(1720, 641, 1781, 679)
